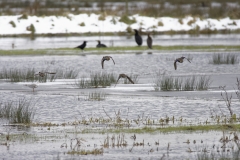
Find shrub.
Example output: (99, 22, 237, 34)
(158, 21, 164, 26)
(119, 15, 136, 25)
(79, 22, 85, 26)
(9, 21, 16, 28)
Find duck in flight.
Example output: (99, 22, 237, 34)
(115, 74, 134, 87)
(174, 57, 191, 70)
(35, 72, 56, 77)
(101, 56, 115, 69)
(96, 40, 107, 48)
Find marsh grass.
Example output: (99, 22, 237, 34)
(0, 98, 36, 124)
(56, 68, 78, 79)
(67, 148, 103, 155)
(211, 53, 239, 64)
(0, 68, 36, 82)
(153, 74, 211, 91)
(86, 91, 106, 101)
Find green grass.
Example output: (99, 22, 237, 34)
(211, 53, 239, 64)
(1, 45, 240, 55)
(0, 98, 36, 124)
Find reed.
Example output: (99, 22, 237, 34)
(211, 53, 239, 64)
(86, 91, 106, 101)
(0, 98, 36, 124)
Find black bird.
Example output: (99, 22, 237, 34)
(115, 74, 134, 87)
(174, 57, 191, 70)
(101, 56, 115, 69)
(35, 72, 56, 77)
(96, 40, 107, 48)
(147, 33, 152, 49)
(134, 29, 142, 46)
(75, 41, 87, 51)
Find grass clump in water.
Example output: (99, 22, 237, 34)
(211, 53, 239, 64)
(153, 74, 211, 91)
(0, 98, 36, 124)
(86, 91, 106, 101)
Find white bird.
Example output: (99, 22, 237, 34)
(25, 84, 38, 92)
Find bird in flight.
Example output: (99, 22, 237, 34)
(35, 72, 56, 77)
(101, 56, 115, 69)
(147, 33, 152, 49)
(96, 40, 107, 48)
(115, 74, 134, 87)
(75, 41, 87, 51)
(174, 57, 191, 70)
(134, 29, 142, 46)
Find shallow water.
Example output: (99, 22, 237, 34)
(0, 50, 240, 159)
(1, 34, 240, 50)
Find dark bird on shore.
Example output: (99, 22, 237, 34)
(75, 41, 87, 51)
(35, 72, 56, 77)
(134, 29, 143, 46)
(174, 57, 191, 70)
(101, 56, 115, 69)
(115, 74, 134, 87)
(147, 33, 152, 49)
(96, 40, 107, 48)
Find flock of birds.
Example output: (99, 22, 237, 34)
(25, 29, 191, 92)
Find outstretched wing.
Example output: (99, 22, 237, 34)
(126, 76, 134, 84)
(186, 58, 191, 63)
(110, 57, 115, 65)
(114, 75, 121, 87)
(174, 61, 177, 70)
(101, 58, 105, 69)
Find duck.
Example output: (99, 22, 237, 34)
(115, 74, 134, 86)
(174, 57, 191, 70)
(101, 56, 115, 69)
(96, 40, 107, 48)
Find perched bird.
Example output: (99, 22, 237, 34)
(35, 72, 56, 77)
(96, 40, 107, 48)
(174, 57, 191, 70)
(101, 56, 115, 69)
(134, 29, 142, 46)
(75, 41, 87, 51)
(115, 74, 134, 87)
(25, 84, 38, 92)
(147, 33, 152, 49)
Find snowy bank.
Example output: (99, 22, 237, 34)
(0, 14, 240, 35)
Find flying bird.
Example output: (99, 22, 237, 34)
(75, 41, 87, 51)
(147, 33, 152, 49)
(101, 56, 115, 69)
(134, 29, 142, 46)
(115, 74, 134, 87)
(96, 40, 107, 48)
(35, 72, 56, 77)
(174, 57, 191, 70)
(25, 84, 38, 92)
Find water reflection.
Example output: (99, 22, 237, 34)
(0, 34, 240, 50)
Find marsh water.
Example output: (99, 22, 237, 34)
(1, 34, 240, 50)
(0, 35, 240, 159)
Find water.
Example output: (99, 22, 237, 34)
(0, 36, 240, 159)
(1, 34, 240, 50)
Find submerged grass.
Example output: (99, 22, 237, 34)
(211, 53, 239, 64)
(1, 45, 240, 55)
(153, 74, 212, 91)
(0, 98, 36, 124)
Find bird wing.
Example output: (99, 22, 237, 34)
(101, 58, 105, 69)
(126, 76, 134, 84)
(174, 61, 177, 70)
(186, 58, 191, 63)
(110, 57, 115, 65)
(114, 75, 121, 87)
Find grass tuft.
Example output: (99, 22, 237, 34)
(211, 53, 239, 64)
(0, 98, 36, 124)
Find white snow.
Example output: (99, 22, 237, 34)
(0, 14, 240, 35)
